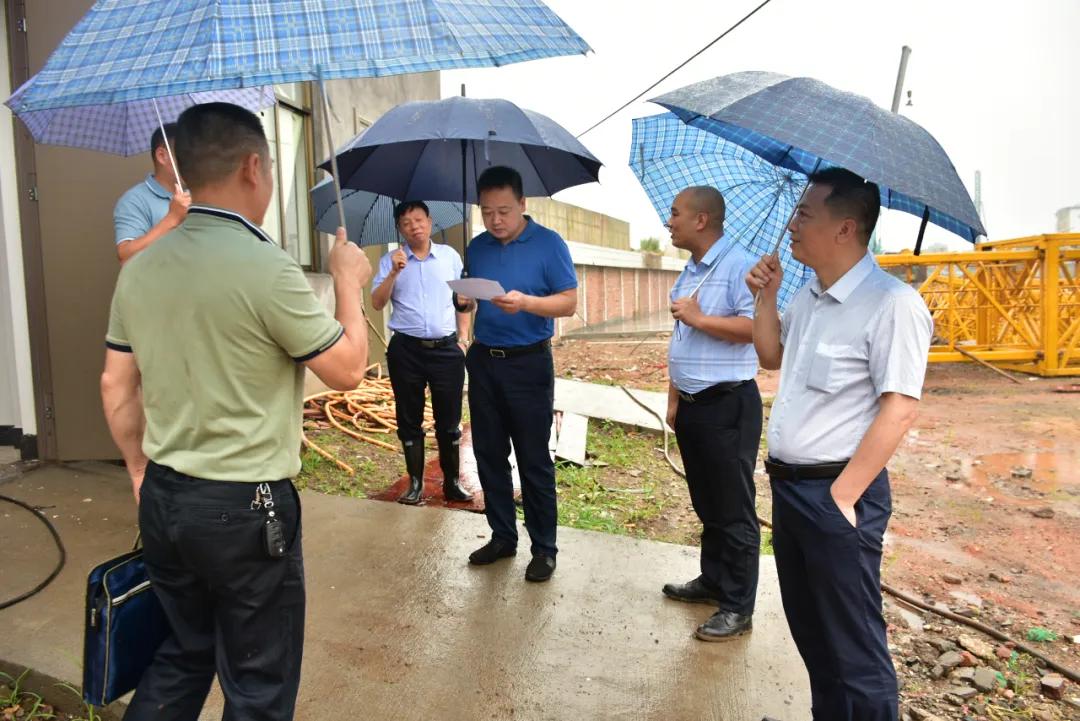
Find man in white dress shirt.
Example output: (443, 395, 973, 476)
(747, 167, 933, 721)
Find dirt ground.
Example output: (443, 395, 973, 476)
(553, 337, 1080, 719)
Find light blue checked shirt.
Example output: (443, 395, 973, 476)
(668, 237, 758, 393)
(373, 241, 463, 340)
(113, 173, 171, 245)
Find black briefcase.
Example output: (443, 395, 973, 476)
(82, 537, 170, 706)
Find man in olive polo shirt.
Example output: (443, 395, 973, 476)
(101, 102, 372, 721)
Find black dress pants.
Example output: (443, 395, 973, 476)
(124, 463, 304, 721)
(386, 333, 465, 444)
(673, 379, 763, 615)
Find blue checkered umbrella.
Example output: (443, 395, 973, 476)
(5, 0, 590, 113)
(6, 81, 275, 156)
(652, 72, 985, 245)
(311, 178, 465, 247)
(631, 112, 810, 310)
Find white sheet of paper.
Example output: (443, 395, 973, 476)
(447, 278, 507, 301)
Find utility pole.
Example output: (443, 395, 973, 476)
(891, 45, 912, 113)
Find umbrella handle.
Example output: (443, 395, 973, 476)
(151, 98, 183, 190)
(317, 69, 348, 233)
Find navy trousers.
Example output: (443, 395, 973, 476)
(466, 343, 557, 557)
(770, 469, 898, 721)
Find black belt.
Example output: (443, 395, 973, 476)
(473, 339, 551, 359)
(676, 379, 749, 404)
(395, 332, 458, 349)
(765, 458, 849, 482)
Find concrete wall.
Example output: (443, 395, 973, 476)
(0, 9, 36, 438)
(557, 242, 683, 338)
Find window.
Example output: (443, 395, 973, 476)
(258, 84, 316, 269)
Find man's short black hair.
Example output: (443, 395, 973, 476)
(394, 200, 430, 224)
(477, 166, 524, 201)
(808, 167, 881, 245)
(149, 122, 177, 162)
(174, 103, 268, 190)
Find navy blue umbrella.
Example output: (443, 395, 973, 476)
(652, 72, 985, 248)
(319, 96, 601, 203)
(310, 178, 465, 247)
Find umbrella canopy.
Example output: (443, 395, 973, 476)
(631, 112, 810, 310)
(651, 71, 985, 243)
(311, 178, 465, 247)
(6, 0, 590, 113)
(6, 82, 275, 155)
(319, 96, 601, 203)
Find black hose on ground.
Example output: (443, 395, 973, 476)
(0, 494, 67, 610)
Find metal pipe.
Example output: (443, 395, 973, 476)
(890, 45, 912, 114)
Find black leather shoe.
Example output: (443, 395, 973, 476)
(437, 435, 473, 502)
(695, 610, 752, 642)
(398, 441, 425, 505)
(525, 554, 556, 582)
(662, 577, 722, 605)
(469, 539, 516, 565)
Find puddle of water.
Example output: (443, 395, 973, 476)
(963, 449, 1080, 504)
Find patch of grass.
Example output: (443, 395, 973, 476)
(295, 431, 402, 499)
(0, 670, 53, 720)
(760, 529, 774, 555)
(54, 683, 100, 721)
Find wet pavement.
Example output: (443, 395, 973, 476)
(0, 462, 810, 721)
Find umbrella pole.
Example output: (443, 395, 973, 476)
(317, 70, 348, 232)
(151, 98, 183, 189)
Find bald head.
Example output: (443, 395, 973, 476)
(680, 186, 726, 231)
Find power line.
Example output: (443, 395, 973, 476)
(576, 0, 776, 139)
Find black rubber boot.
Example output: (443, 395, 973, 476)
(398, 441, 424, 505)
(437, 436, 473, 502)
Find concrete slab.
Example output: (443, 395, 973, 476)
(553, 412, 588, 466)
(554, 379, 670, 432)
(0, 463, 810, 721)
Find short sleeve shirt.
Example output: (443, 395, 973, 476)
(767, 252, 934, 464)
(106, 205, 343, 481)
(113, 173, 171, 245)
(372, 242, 462, 339)
(667, 237, 758, 393)
(466, 217, 577, 347)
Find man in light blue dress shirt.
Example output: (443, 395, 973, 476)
(659, 186, 763, 642)
(112, 123, 191, 264)
(372, 201, 473, 505)
(748, 168, 933, 721)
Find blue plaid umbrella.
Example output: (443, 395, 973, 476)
(631, 112, 810, 310)
(311, 178, 465, 247)
(5, 0, 590, 112)
(652, 72, 985, 246)
(6, 81, 275, 156)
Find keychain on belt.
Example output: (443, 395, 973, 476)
(251, 482, 286, 558)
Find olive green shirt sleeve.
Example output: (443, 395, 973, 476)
(105, 281, 133, 352)
(262, 260, 343, 361)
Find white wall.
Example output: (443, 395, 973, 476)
(0, 10, 38, 434)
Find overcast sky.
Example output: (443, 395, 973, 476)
(440, 0, 1079, 252)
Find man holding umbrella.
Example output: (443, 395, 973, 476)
(113, 123, 191, 264)
(747, 168, 932, 721)
(372, 200, 474, 505)
(661, 186, 763, 642)
(464, 165, 577, 583)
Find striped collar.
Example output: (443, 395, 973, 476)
(187, 205, 273, 244)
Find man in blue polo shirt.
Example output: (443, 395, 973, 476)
(465, 166, 577, 583)
(113, 122, 191, 264)
(372, 200, 473, 506)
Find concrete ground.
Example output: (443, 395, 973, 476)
(0, 462, 810, 721)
